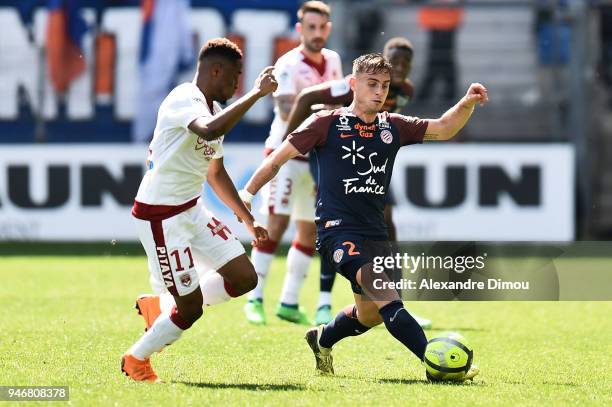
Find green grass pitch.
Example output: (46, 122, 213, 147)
(1, 252, 611, 406)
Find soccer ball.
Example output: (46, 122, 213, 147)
(424, 331, 474, 381)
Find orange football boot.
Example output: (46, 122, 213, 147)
(121, 354, 160, 382)
(135, 294, 161, 331)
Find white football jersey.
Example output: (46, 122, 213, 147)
(135, 82, 224, 206)
(266, 47, 343, 150)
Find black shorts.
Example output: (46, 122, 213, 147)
(318, 235, 391, 295)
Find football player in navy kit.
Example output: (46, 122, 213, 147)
(281, 37, 433, 327)
(238, 53, 488, 380)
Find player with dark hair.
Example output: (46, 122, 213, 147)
(121, 37, 277, 382)
(238, 53, 487, 380)
(282, 37, 430, 328)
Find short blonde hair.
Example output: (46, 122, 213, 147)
(352, 53, 392, 75)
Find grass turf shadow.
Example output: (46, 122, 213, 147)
(378, 378, 482, 386)
(179, 381, 306, 391)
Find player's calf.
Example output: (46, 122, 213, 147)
(174, 290, 204, 326)
(379, 300, 427, 361)
(318, 304, 372, 349)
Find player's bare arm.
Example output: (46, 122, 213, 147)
(285, 83, 351, 136)
(188, 66, 278, 141)
(423, 83, 489, 141)
(207, 158, 268, 246)
(239, 140, 302, 208)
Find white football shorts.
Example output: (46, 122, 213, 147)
(259, 159, 316, 221)
(135, 200, 245, 296)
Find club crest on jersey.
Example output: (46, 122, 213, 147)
(380, 130, 393, 144)
(180, 274, 192, 287)
(336, 114, 351, 131)
(333, 249, 344, 263)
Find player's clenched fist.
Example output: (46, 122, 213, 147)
(462, 83, 489, 108)
(254, 66, 278, 96)
(246, 221, 268, 247)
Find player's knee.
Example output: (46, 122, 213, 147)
(268, 216, 290, 239)
(357, 309, 384, 327)
(242, 267, 258, 293)
(188, 306, 204, 324)
(231, 266, 258, 296)
(178, 303, 203, 325)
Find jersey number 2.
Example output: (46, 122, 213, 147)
(342, 241, 361, 256)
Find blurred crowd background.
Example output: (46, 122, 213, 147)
(1, 0, 611, 240)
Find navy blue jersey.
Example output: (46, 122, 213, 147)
(288, 108, 427, 241)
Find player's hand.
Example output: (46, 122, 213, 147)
(254, 66, 278, 97)
(462, 83, 489, 108)
(246, 221, 268, 247)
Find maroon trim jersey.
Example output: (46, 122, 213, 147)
(288, 107, 428, 240)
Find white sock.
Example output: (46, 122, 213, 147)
(247, 248, 275, 301)
(129, 315, 183, 360)
(200, 271, 232, 306)
(279, 245, 314, 305)
(318, 291, 332, 308)
(159, 293, 175, 314)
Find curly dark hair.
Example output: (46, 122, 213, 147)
(198, 37, 243, 63)
(352, 53, 392, 75)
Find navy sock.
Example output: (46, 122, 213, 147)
(379, 301, 427, 360)
(320, 255, 336, 293)
(319, 305, 370, 348)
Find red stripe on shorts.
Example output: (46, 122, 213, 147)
(150, 220, 178, 296)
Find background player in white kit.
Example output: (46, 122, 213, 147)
(244, 1, 344, 326)
(121, 38, 277, 382)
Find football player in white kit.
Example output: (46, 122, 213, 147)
(121, 38, 277, 382)
(244, 1, 343, 326)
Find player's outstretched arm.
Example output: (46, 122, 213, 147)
(238, 140, 302, 209)
(188, 66, 278, 141)
(207, 158, 268, 246)
(284, 82, 352, 137)
(423, 83, 489, 141)
(207, 158, 254, 223)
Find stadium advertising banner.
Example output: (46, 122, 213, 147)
(0, 1, 299, 143)
(0, 143, 574, 242)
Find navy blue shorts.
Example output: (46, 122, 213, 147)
(318, 235, 377, 295)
